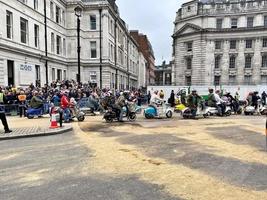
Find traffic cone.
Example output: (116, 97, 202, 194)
(50, 111, 59, 129)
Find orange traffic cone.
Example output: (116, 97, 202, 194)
(50, 112, 59, 129)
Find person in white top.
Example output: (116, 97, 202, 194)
(215, 90, 226, 115)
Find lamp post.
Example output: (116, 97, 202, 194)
(74, 6, 82, 84)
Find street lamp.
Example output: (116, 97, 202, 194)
(74, 6, 82, 84)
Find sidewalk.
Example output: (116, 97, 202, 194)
(0, 116, 72, 140)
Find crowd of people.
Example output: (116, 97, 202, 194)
(0, 80, 148, 131)
(1, 80, 267, 132)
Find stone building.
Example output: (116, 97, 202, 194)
(155, 61, 172, 86)
(130, 30, 156, 86)
(173, 0, 267, 86)
(0, 0, 145, 90)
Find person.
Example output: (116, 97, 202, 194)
(214, 90, 226, 116)
(224, 92, 238, 114)
(159, 90, 164, 99)
(115, 92, 126, 122)
(168, 90, 175, 107)
(180, 90, 187, 105)
(252, 91, 260, 110)
(262, 91, 267, 106)
(0, 87, 12, 133)
(150, 91, 162, 116)
(30, 91, 43, 109)
(207, 88, 224, 116)
(18, 90, 27, 117)
(61, 91, 71, 123)
(187, 89, 202, 119)
(147, 91, 151, 104)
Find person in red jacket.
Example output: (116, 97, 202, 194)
(60, 91, 71, 122)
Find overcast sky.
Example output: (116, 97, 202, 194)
(116, 0, 183, 65)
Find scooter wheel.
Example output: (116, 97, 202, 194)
(129, 113, 137, 122)
(27, 115, 34, 119)
(105, 116, 113, 123)
(78, 116, 85, 122)
(226, 110, 231, 116)
(145, 113, 152, 119)
(166, 111, 173, 118)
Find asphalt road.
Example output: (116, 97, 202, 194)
(0, 131, 179, 200)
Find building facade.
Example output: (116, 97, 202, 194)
(173, 0, 267, 86)
(130, 30, 156, 86)
(155, 61, 172, 86)
(0, 0, 143, 90)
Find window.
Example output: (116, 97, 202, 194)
(246, 39, 252, 48)
(264, 16, 267, 27)
(63, 70, 66, 80)
(262, 55, 267, 67)
(229, 56, 236, 68)
(244, 75, 252, 85)
(52, 68, 55, 81)
(215, 40, 222, 49)
(231, 18, 238, 28)
(90, 15, 97, 30)
(34, 0, 38, 10)
(20, 17, 28, 44)
(90, 72, 97, 83)
(261, 75, 267, 84)
(229, 75, 236, 85)
(186, 42, 192, 52)
(34, 24, 39, 48)
(62, 11, 65, 26)
(6, 11, 13, 39)
(215, 56, 221, 69)
(90, 41, 97, 58)
(56, 35, 61, 55)
(245, 55, 252, 68)
(230, 40, 236, 49)
(187, 6, 191, 12)
(186, 57, 192, 69)
(56, 6, 60, 23)
(51, 33, 55, 53)
(214, 76, 221, 86)
(63, 38, 66, 56)
(50, 1, 54, 20)
(263, 38, 267, 47)
(247, 17, 254, 28)
(186, 76, 191, 86)
(216, 18, 223, 29)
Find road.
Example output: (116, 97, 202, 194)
(1, 115, 267, 199)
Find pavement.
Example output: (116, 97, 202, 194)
(0, 115, 72, 140)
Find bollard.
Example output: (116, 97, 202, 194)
(59, 109, 63, 127)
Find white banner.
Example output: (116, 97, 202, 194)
(19, 64, 35, 85)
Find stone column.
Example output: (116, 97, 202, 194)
(253, 38, 261, 85)
(237, 39, 245, 85)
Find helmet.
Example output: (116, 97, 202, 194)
(208, 88, 214, 92)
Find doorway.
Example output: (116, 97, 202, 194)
(35, 65, 40, 87)
(7, 60, 14, 86)
(57, 69, 62, 81)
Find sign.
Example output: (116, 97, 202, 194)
(20, 64, 32, 72)
(19, 64, 35, 85)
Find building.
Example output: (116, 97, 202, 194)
(155, 61, 172, 86)
(130, 30, 156, 86)
(0, 0, 144, 90)
(173, 0, 267, 86)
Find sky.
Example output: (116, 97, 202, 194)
(116, 0, 183, 65)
